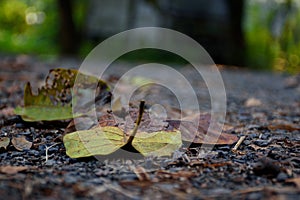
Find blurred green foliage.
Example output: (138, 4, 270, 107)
(245, 0, 300, 74)
(0, 0, 299, 73)
(0, 0, 58, 54)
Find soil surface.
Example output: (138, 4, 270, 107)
(0, 55, 300, 200)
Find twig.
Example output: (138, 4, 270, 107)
(126, 100, 145, 145)
(45, 143, 59, 163)
(232, 136, 246, 152)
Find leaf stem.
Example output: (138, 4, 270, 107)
(126, 100, 145, 144)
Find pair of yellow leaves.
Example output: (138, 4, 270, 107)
(63, 126, 182, 158)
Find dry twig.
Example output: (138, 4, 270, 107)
(232, 136, 246, 152)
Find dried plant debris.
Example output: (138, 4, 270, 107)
(64, 102, 238, 158)
(0, 165, 28, 175)
(0, 137, 10, 149)
(11, 135, 32, 151)
(2, 62, 300, 199)
(14, 68, 110, 121)
(63, 102, 182, 158)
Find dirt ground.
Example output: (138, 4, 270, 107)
(0, 55, 300, 200)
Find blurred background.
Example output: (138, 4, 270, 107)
(0, 0, 299, 74)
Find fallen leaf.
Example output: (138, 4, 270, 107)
(131, 129, 182, 157)
(166, 113, 238, 145)
(0, 165, 28, 175)
(64, 105, 238, 158)
(286, 177, 300, 189)
(11, 136, 32, 151)
(0, 137, 10, 149)
(14, 68, 110, 121)
(64, 126, 181, 158)
(64, 126, 127, 157)
(268, 124, 300, 132)
(64, 105, 182, 158)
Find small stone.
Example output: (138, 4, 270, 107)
(248, 133, 258, 139)
(247, 192, 263, 200)
(19, 131, 31, 136)
(28, 149, 40, 157)
(119, 173, 138, 181)
(276, 172, 288, 182)
(45, 159, 56, 166)
(243, 140, 251, 145)
(254, 140, 270, 147)
(260, 133, 270, 140)
(15, 123, 26, 128)
(64, 173, 78, 184)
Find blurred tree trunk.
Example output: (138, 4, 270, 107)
(57, 0, 80, 55)
(226, 0, 245, 66)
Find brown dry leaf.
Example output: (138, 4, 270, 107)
(268, 123, 300, 132)
(222, 124, 235, 132)
(286, 177, 300, 189)
(0, 137, 10, 149)
(12, 136, 32, 151)
(0, 166, 28, 175)
(166, 113, 238, 145)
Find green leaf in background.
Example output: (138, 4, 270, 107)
(14, 68, 109, 121)
(14, 104, 82, 121)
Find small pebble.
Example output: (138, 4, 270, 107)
(45, 159, 56, 166)
(247, 192, 263, 200)
(254, 140, 270, 147)
(63, 173, 78, 184)
(28, 149, 40, 157)
(19, 131, 31, 136)
(276, 172, 288, 182)
(243, 140, 251, 145)
(248, 133, 258, 139)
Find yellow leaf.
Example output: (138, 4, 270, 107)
(132, 130, 182, 157)
(0, 137, 10, 150)
(63, 126, 126, 158)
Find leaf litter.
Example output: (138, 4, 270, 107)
(64, 101, 183, 157)
(2, 63, 299, 199)
(64, 100, 238, 158)
(9, 68, 238, 158)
